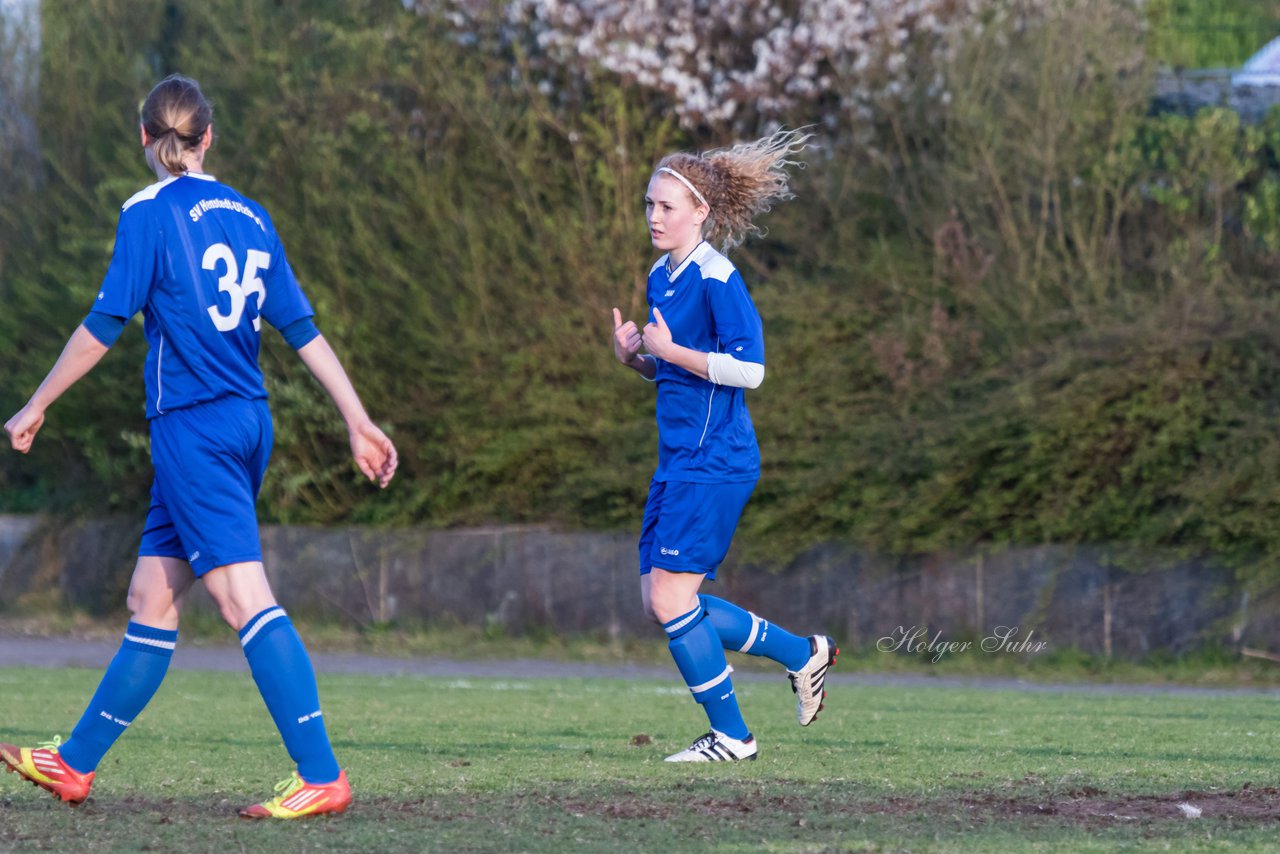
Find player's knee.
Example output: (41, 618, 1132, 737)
(639, 589, 660, 625)
(200, 562, 277, 631)
(214, 601, 241, 630)
(650, 602, 682, 625)
(206, 590, 268, 631)
(126, 587, 182, 627)
(648, 588, 696, 625)
(209, 596, 261, 631)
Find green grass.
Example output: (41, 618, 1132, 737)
(0, 667, 1277, 852)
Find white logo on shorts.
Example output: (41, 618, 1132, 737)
(664, 289, 675, 297)
(660, 547, 680, 556)
(189, 551, 201, 562)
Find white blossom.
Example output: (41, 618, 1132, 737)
(425, 0, 1060, 131)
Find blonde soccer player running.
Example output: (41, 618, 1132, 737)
(612, 131, 838, 761)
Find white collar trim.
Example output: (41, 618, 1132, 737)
(666, 240, 708, 281)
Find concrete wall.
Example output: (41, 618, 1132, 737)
(1153, 68, 1280, 120)
(0, 514, 1276, 659)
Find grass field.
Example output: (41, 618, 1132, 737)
(0, 666, 1277, 852)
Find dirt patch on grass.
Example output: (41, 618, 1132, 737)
(0, 793, 242, 819)
(7, 785, 1278, 829)
(946, 785, 1280, 826)
(878, 786, 1280, 827)
(512, 784, 1280, 828)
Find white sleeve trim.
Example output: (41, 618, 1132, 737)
(706, 352, 764, 389)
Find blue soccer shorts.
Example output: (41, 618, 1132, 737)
(638, 479, 757, 580)
(139, 395, 273, 576)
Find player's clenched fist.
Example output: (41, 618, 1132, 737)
(612, 307, 643, 366)
(4, 405, 45, 454)
(642, 307, 674, 361)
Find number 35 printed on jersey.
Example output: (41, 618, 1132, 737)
(203, 243, 267, 332)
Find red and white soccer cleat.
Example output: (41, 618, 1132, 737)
(239, 770, 352, 819)
(0, 737, 95, 805)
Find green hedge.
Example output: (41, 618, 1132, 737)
(1147, 0, 1280, 68)
(4, 1, 1280, 582)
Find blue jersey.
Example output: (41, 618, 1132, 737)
(647, 241, 764, 483)
(93, 173, 314, 418)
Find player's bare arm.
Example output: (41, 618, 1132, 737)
(295, 334, 398, 488)
(5, 325, 111, 453)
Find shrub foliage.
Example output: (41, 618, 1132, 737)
(4, 1, 1280, 582)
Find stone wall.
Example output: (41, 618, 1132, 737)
(1153, 68, 1280, 120)
(1, 514, 1276, 658)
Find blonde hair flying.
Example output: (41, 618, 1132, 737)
(655, 129, 812, 251)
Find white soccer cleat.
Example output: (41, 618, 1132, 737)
(788, 635, 838, 726)
(664, 730, 758, 762)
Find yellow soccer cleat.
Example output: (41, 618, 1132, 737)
(0, 736, 95, 805)
(239, 770, 351, 819)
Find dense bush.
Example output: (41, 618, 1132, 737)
(1146, 0, 1279, 68)
(4, 0, 1280, 584)
(1, 0, 671, 528)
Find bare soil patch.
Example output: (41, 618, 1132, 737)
(948, 784, 1280, 826)
(8, 782, 1280, 829)
(488, 784, 1280, 828)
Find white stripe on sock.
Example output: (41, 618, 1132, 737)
(240, 607, 287, 648)
(664, 606, 703, 637)
(687, 665, 733, 696)
(738, 613, 761, 653)
(124, 633, 177, 651)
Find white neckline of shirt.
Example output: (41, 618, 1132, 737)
(666, 240, 708, 282)
(184, 172, 217, 181)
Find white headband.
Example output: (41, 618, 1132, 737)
(657, 166, 709, 209)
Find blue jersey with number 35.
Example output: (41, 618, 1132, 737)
(94, 173, 314, 419)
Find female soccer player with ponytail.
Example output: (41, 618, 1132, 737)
(612, 131, 838, 762)
(1, 75, 396, 818)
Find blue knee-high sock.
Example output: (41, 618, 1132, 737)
(59, 621, 177, 773)
(663, 603, 750, 741)
(239, 607, 340, 784)
(700, 594, 811, 671)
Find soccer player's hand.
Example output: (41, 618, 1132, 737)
(349, 420, 398, 489)
(642, 307, 674, 361)
(4, 404, 45, 454)
(612, 307, 643, 365)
